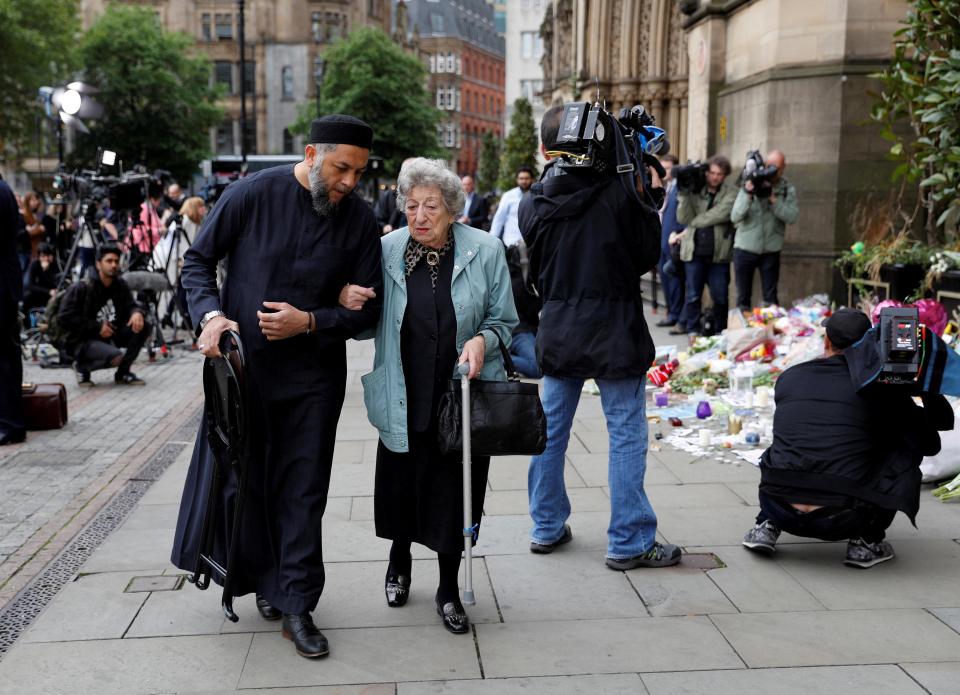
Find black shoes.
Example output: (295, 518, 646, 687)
(668, 326, 688, 335)
(435, 592, 470, 634)
(255, 595, 282, 621)
(655, 319, 677, 328)
(385, 568, 411, 607)
(0, 429, 26, 446)
(115, 372, 145, 386)
(530, 524, 573, 554)
(281, 612, 329, 658)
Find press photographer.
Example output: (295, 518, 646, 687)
(742, 309, 953, 568)
(519, 100, 681, 569)
(730, 150, 798, 311)
(671, 155, 737, 336)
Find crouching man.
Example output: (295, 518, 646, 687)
(742, 309, 953, 568)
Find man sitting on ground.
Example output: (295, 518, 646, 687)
(58, 244, 150, 386)
(742, 309, 952, 568)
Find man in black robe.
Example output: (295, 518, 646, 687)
(171, 115, 383, 658)
(0, 174, 25, 445)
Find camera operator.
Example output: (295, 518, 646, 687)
(730, 150, 798, 311)
(671, 156, 737, 336)
(58, 243, 150, 386)
(519, 105, 681, 569)
(742, 309, 953, 568)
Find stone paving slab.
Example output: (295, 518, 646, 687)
(623, 565, 738, 617)
(475, 616, 743, 677)
(482, 487, 609, 516)
(711, 608, 960, 667)
(192, 687, 393, 695)
(567, 453, 682, 487)
(399, 674, 647, 694)
(640, 664, 927, 694)
(484, 551, 648, 622)
(238, 626, 481, 689)
(487, 456, 585, 491)
(0, 634, 253, 695)
(898, 661, 960, 695)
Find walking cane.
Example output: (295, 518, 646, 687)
(458, 362, 476, 606)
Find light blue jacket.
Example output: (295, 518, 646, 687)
(359, 223, 519, 453)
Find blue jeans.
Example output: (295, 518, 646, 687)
(680, 258, 730, 333)
(528, 376, 658, 559)
(509, 331, 541, 378)
(658, 250, 684, 323)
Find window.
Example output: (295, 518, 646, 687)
(367, 0, 381, 18)
(429, 54, 435, 73)
(312, 12, 344, 43)
(447, 52, 455, 73)
(521, 79, 543, 105)
(216, 120, 234, 154)
(281, 66, 293, 99)
(521, 32, 534, 59)
(201, 13, 211, 41)
(214, 61, 233, 94)
(242, 61, 255, 95)
(437, 54, 445, 73)
(215, 13, 232, 40)
(436, 87, 444, 109)
(455, 88, 461, 111)
(430, 12, 444, 33)
(481, 94, 487, 114)
(283, 128, 295, 154)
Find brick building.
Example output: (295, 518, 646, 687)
(404, 0, 505, 176)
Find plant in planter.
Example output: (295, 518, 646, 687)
(836, 231, 932, 302)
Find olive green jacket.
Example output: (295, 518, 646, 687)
(730, 177, 799, 254)
(676, 181, 738, 263)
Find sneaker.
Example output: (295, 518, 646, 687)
(530, 524, 573, 554)
(115, 372, 146, 386)
(742, 520, 781, 555)
(605, 542, 681, 570)
(74, 364, 94, 387)
(844, 538, 895, 569)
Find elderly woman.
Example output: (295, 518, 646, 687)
(354, 158, 517, 634)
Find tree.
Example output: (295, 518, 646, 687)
(498, 97, 539, 192)
(0, 0, 79, 161)
(290, 27, 445, 175)
(72, 6, 222, 182)
(871, 0, 960, 246)
(476, 130, 501, 194)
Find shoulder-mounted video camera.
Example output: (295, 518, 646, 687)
(673, 161, 709, 194)
(876, 307, 922, 386)
(549, 97, 669, 208)
(742, 150, 779, 198)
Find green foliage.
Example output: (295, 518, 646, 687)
(476, 130, 501, 195)
(72, 5, 222, 182)
(871, 1, 960, 244)
(0, 0, 79, 159)
(497, 97, 539, 192)
(289, 27, 445, 174)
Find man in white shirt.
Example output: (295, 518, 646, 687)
(490, 166, 535, 245)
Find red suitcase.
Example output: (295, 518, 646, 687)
(21, 383, 68, 430)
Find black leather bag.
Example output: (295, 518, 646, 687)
(436, 335, 547, 457)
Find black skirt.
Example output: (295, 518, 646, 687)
(375, 430, 490, 555)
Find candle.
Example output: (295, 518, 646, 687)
(654, 391, 669, 407)
(745, 432, 761, 445)
(756, 387, 770, 407)
(698, 429, 711, 447)
(696, 400, 712, 419)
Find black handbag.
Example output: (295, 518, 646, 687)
(436, 334, 547, 457)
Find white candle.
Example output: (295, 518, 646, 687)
(699, 429, 711, 447)
(756, 387, 770, 407)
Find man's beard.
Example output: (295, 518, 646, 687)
(308, 160, 340, 218)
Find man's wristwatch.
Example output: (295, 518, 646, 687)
(198, 310, 226, 331)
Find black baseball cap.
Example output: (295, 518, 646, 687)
(821, 308, 872, 349)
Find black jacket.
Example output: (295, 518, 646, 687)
(518, 167, 661, 378)
(375, 189, 404, 232)
(58, 276, 143, 346)
(760, 354, 953, 521)
(464, 193, 490, 229)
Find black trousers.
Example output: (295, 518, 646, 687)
(733, 249, 780, 311)
(0, 310, 24, 438)
(756, 490, 896, 543)
(73, 322, 151, 375)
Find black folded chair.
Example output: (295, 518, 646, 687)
(189, 330, 248, 622)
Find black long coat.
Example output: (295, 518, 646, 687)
(170, 165, 382, 614)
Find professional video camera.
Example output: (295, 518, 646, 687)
(549, 97, 670, 208)
(741, 150, 779, 198)
(876, 306, 922, 386)
(673, 161, 709, 194)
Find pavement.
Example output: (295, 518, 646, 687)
(1, 321, 960, 694)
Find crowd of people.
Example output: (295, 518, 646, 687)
(2, 108, 951, 663)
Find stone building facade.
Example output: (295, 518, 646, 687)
(682, 0, 909, 302)
(504, 0, 549, 141)
(80, 0, 392, 157)
(405, 0, 506, 176)
(540, 0, 690, 161)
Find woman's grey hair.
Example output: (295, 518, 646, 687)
(396, 157, 465, 217)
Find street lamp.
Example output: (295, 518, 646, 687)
(314, 56, 326, 117)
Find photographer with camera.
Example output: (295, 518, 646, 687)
(670, 156, 737, 336)
(730, 150, 798, 311)
(58, 243, 150, 386)
(519, 103, 680, 569)
(742, 309, 952, 568)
